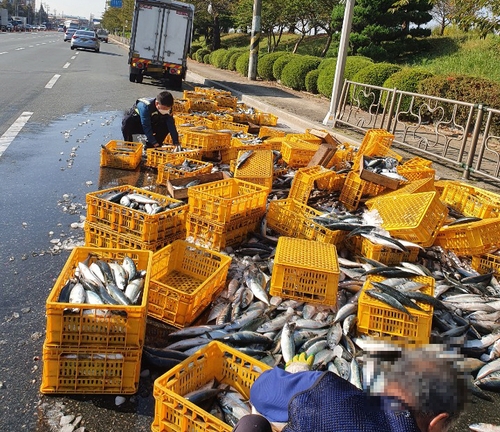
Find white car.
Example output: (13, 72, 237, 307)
(70, 30, 100, 52)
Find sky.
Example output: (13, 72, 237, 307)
(42, 0, 107, 20)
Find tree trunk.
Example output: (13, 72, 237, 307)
(211, 15, 221, 51)
(292, 34, 305, 54)
(320, 33, 333, 57)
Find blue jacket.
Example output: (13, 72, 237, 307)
(134, 97, 179, 146)
(250, 368, 421, 432)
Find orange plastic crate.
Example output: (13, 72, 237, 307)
(40, 344, 142, 394)
(145, 147, 202, 169)
(156, 159, 213, 186)
(86, 185, 188, 243)
(100, 140, 143, 170)
(471, 253, 500, 277)
(233, 149, 274, 190)
(148, 240, 232, 328)
(152, 341, 270, 432)
(281, 139, 319, 167)
(270, 237, 340, 305)
(187, 178, 268, 224)
(357, 275, 435, 347)
(84, 221, 184, 252)
(370, 191, 448, 247)
(267, 199, 346, 246)
(45, 247, 152, 349)
(181, 128, 232, 151)
(186, 213, 261, 252)
(433, 218, 500, 256)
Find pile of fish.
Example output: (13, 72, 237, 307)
(57, 255, 146, 307)
(99, 188, 184, 215)
(161, 159, 211, 174)
(362, 155, 408, 182)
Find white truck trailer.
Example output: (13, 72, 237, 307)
(128, 0, 195, 89)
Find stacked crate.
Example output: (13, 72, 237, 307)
(84, 185, 188, 252)
(186, 178, 269, 251)
(233, 149, 274, 190)
(41, 247, 153, 394)
(156, 158, 213, 187)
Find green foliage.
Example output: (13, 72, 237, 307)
(272, 54, 298, 81)
(318, 58, 337, 72)
(344, 56, 374, 80)
(190, 44, 204, 59)
(195, 48, 211, 63)
(203, 53, 211, 64)
(209, 49, 229, 68)
(219, 49, 238, 70)
(235, 52, 250, 76)
(228, 50, 245, 71)
(257, 52, 289, 81)
(351, 62, 402, 110)
(305, 69, 320, 94)
(418, 74, 500, 133)
(281, 56, 322, 91)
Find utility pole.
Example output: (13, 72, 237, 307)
(323, 0, 355, 127)
(247, 0, 262, 81)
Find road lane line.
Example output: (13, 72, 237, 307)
(0, 112, 34, 158)
(71, 56, 76, 59)
(45, 74, 61, 89)
(63, 62, 71, 68)
(0, 52, 7, 55)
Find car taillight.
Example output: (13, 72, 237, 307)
(72, 35, 76, 39)
(91, 38, 97, 41)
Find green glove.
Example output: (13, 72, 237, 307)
(285, 353, 314, 373)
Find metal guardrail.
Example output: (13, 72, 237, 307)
(333, 80, 500, 183)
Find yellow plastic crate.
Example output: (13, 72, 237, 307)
(45, 247, 152, 349)
(326, 143, 356, 170)
(86, 185, 188, 243)
(270, 237, 340, 306)
(100, 140, 143, 170)
(440, 181, 500, 219)
(433, 218, 500, 256)
(172, 99, 190, 114)
(263, 136, 286, 152)
(145, 147, 203, 169)
(288, 165, 334, 204)
(211, 94, 238, 109)
(357, 275, 435, 347)
(148, 240, 232, 328)
(40, 344, 142, 394)
(188, 98, 219, 112)
(370, 191, 448, 247)
(357, 237, 420, 265)
(286, 133, 323, 145)
(233, 149, 274, 190)
(211, 120, 249, 133)
(181, 129, 232, 151)
(281, 139, 319, 168)
(258, 125, 286, 139)
(471, 253, 500, 277)
(365, 177, 436, 209)
(152, 341, 270, 432)
(397, 164, 436, 183)
(257, 111, 278, 126)
(186, 213, 261, 252)
(187, 178, 268, 224)
(84, 221, 184, 252)
(316, 172, 347, 192)
(156, 159, 213, 186)
(338, 172, 385, 211)
(267, 199, 347, 246)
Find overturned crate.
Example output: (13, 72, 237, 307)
(233, 149, 274, 190)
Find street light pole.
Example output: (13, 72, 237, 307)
(323, 0, 355, 127)
(248, 0, 262, 81)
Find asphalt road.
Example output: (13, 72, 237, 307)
(0, 31, 184, 432)
(0, 31, 499, 432)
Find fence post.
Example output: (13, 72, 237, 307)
(386, 88, 397, 132)
(462, 104, 484, 180)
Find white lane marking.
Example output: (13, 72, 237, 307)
(0, 112, 33, 158)
(15, 47, 25, 51)
(45, 74, 61, 89)
(63, 62, 71, 68)
(71, 56, 76, 59)
(0, 52, 7, 55)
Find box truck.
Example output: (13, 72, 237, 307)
(128, 0, 195, 89)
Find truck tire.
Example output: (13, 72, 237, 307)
(136, 74, 143, 84)
(171, 75, 182, 91)
(129, 73, 137, 83)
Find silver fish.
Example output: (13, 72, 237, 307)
(281, 322, 296, 364)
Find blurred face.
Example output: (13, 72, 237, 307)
(155, 100, 171, 115)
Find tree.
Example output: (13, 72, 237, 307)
(431, 0, 454, 35)
(451, 0, 500, 38)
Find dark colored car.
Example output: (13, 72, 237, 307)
(96, 29, 108, 43)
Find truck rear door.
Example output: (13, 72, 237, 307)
(157, 2, 193, 65)
(132, 2, 165, 62)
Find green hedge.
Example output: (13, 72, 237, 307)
(351, 62, 402, 110)
(235, 51, 250, 76)
(257, 51, 289, 81)
(195, 48, 210, 63)
(190, 43, 203, 59)
(305, 69, 320, 94)
(228, 50, 245, 71)
(209, 49, 229, 68)
(203, 53, 211, 64)
(280, 55, 322, 91)
(273, 53, 298, 81)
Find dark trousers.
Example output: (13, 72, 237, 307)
(232, 415, 272, 432)
(121, 112, 170, 148)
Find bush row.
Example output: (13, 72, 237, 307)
(189, 46, 500, 128)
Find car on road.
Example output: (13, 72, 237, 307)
(96, 29, 108, 43)
(70, 30, 100, 52)
(64, 28, 77, 41)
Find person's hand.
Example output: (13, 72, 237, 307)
(174, 144, 183, 152)
(285, 353, 314, 373)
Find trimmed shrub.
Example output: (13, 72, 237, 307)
(219, 49, 237, 70)
(384, 67, 434, 93)
(203, 53, 211, 64)
(418, 73, 500, 134)
(190, 43, 203, 59)
(195, 48, 210, 63)
(344, 56, 374, 80)
(318, 57, 337, 72)
(305, 69, 320, 94)
(281, 55, 322, 91)
(257, 51, 289, 81)
(351, 62, 402, 110)
(272, 53, 297, 81)
(235, 51, 250, 76)
(228, 50, 245, 71)
(209, 49, 229, 68)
